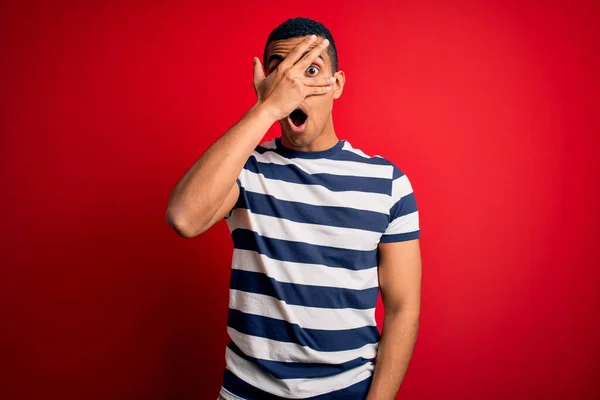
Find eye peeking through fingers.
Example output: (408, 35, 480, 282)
(306, 65, 320, 77)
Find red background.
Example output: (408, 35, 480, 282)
(1, 1, 599, 399)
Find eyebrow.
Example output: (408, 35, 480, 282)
(267, 51, 324, 69)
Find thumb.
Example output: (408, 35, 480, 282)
(253, 57, 265, 84)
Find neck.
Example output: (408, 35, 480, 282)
(281, 116, 338, 152)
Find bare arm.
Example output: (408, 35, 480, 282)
(367, 239, 422, 399)
(166, 35, 334, 238)
(165, 104, 275, 238)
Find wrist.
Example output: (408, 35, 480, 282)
(252, 100, 281, 124)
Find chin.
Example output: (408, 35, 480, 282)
(283, 130, 315, 147)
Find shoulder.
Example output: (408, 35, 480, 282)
(251, 138, 277, 155)
(340, 140, 407, 180)
(257, 138, 277, 151)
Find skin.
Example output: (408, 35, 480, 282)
(165, 33, 421, 399)
(166, 35, 334, 237)
(263, 35, 346, 152)
(367, 239, 421, 399)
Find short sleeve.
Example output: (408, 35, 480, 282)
(380, 168, 420, 243)
(224, 155, 252, 220)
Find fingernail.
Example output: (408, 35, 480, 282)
(310, 34, 317, 41)
(329, 77, 336, 82)
(322, 39, 329, 46)
(326, 86, 331, 91)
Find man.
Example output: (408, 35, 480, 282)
(166, 17, 421, 400)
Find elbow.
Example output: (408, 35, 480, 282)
(165, 207, 205, 239)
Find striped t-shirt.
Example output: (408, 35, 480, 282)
(220, 137, 420, 399)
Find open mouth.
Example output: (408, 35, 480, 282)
(287, 108, 308, 132)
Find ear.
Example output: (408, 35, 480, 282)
(332, 70, 345, 100)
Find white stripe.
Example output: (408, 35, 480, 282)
(225, 345, 375, 398)
(229, 290, 377, 330)
(385, 210, 419, 235)
(392, 174, 413, 200)
(219, 387, 244, 400)
(232, 249, 378, 290)
(227, 209, 380, 251)
(251, 148, 392, 179)
(227, 327, 378, 364)
(239, 169, 391, 214)
(260, 139, 277, 149)
(341, 141, 379, 160)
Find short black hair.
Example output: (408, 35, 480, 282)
(263, 17, 338, 72)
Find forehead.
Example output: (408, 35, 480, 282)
(266, 35, 331, 64)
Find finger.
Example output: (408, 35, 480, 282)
(253, 57, 265, 85)
(278, 34, 318, 70)
(294, 38, 329, 71)
(302, 76, 336, 87)
(307, 85, 333, 96)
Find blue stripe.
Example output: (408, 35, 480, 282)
(380, 230, 420, 243)
(231, 229, 378, 271)
(253, 145, 273, 155)
(335, 150, 395, 166)
(223, 368, 373, 400)
(392, 165, 405, 179)
(244, 155, 392, 195)
(254, 146, 394, 166)
(234, 187, 389, 233)
(230, 269, 378, 310)
(228, 309, 380, 352)
(227, 341, 373, 380)
(223, 368, 285, 400)
(253, 143, 395, 167)
(390, 191, 418, 219)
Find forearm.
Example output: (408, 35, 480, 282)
(366, 310, 419, 400)
(166, 103, 275, 234)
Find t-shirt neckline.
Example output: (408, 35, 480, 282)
(274, 137, 345, 159)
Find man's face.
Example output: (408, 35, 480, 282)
(265, 35, 343, 148)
